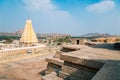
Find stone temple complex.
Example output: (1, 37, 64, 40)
(20, 20, 38, 46)
(0, 20, 46, 57)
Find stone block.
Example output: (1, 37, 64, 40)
(61, 65, 95, 80)
(61, 53, 104, 69)
(54, 51, 62, 59)
(59, 71, 70, 80)
(61, 46, 80, 52)
(46, 58, 64, 67)
(45, 63, 62, 75)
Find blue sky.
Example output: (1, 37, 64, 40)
(0, 0, 120, 35)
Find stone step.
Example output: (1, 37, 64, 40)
(59, 71, 70, 80)
(61, 65, 96, 80)
(45, 58, 64, 75)
(61, 53, 104, 69)
(45, 63, 61, 75)
(46, 58, 64, 67)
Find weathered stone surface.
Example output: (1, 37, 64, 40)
(45, 58, 64, 75)
(61, 54, 104, 69)
(64, 62, 98, 73)
(62, 65, 96, 80)
(45, 45, 120, 80)
(59, 71, 70, 80)
(54, 51, 62, 59)
(41, 72, 63, 80)
(62, 45, 90, 51)
(61, 45, 80, 52)
(45, 63, 61, 75)
(46, 58, 64, 66)
(61, 45, 120, 63)
(91, 62, 120, 80)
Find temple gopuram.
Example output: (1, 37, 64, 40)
(20, 20, 38, 46)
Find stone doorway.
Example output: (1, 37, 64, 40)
(76, 40, 79, 45)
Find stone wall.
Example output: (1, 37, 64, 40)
(0, 45, 46, 56)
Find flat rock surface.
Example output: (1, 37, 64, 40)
(0, 54, 54, 80)
(62, 45, 88, 50)
(61, 45, 120, 80)
(61, 45, 120, 63)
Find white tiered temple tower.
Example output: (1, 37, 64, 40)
(20, 20, 38, 46)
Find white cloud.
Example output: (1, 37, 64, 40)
(23, 0, 55, 12)
(86, 0, 115, 13)
(22, 0, 71, 18)
(22, 0, 80, 34)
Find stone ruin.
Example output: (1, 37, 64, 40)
(41, 45, 120, 80)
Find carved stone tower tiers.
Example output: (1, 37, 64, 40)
(20, 20, 38, 46)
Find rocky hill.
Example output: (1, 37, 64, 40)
(81, 33, 113, 37)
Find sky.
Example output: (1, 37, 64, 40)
(0, 0, 120, 36)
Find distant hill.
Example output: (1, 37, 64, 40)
(0, 31, 71, 39)
(0, 30, 23, 37)
(81, 33, 113, 37)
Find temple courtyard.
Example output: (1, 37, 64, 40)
(0, 44, 119, 80)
